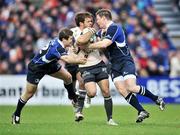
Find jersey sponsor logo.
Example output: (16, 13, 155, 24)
(102, 67, 107, 73)
(123, 71, 129, 75)
(115, 41, 126, 47)
(35, 79, 40, 83)
(42, 55, 51, 63)
(82, 71, 90, 78)
(57, 64, 61, 70)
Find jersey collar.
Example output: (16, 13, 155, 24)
(58, 39, 65, 48)
(106, 21, 113, 30)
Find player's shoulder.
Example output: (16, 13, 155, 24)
(107, 23, 123, 34)
(71, 27, 81, 33)
(109, 23, 122, 30)
(49, 38, 59, 47)
(71, 27, 82, 39)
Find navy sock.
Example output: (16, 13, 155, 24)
(64, 83, 77, 102)
(14, 98, 26, 116)
(125, 93, 144, 113)
(104, 96, 113, 121)
(138, 86, 158, 102)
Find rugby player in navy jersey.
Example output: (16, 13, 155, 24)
(88, 9, 165, 123)
(12, 28, 87, 124)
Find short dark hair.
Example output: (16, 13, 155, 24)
(75, 12, 94, 26)
(96, 9, 112, 20)
(58, 28, 73, 40)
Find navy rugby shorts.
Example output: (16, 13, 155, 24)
(111, 60, 136, 81)
(27, 62, 62, 85)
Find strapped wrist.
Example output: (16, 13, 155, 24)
(88, 28, 96, 35)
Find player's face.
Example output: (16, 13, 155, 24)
(96, 15, 106, 29)
(64, 36, 73, 47)
(83, 17, 93, 28)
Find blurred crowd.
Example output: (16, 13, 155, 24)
(0, 0, 179, 77)
(173, 0, 180, 12)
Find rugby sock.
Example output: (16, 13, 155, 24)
(104, 96, 113, 121)
(138, 86, 158, 102)
(14, 98, 26, 116)
(125, 93, 144, 113)
(64, 83, 77, 102)
(76, 89, 86, 113)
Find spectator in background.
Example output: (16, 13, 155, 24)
(36, 33, 51, 52)
(170, 50, 180, 77)
(172, 0, 180, 12)
(0, 0, 177, 76)
(127, 33, 139, 52)
(148, 47, 167, 76)
(136, 47, 149, 76)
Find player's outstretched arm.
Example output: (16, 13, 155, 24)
(88, 38, 112, 49)
(61, 54, 87, 64)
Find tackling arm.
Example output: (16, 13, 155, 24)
(61, 54, 86, 64)
(88, 38, 112, 49)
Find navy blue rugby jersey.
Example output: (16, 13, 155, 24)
(31, 38, 67, 65)
(98, 23, 134, 64)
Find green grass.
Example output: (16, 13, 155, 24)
(0, 105, 180, 135)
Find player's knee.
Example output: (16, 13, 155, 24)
(126, 84, 136, 92)
(24, 89, 36, 99)
(79, 81, 85, 90)
(87, 91, 96, 98)
(101, 90, 110, 97)
(64, 74, 72, 84)
(117, 88, 128, 97)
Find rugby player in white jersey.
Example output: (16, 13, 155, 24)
(65, 12, 94, 122)
(75, 12, 118, 125)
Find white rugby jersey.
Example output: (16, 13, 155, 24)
(70, 27, 102, 68)
(77, 28, 102, 68)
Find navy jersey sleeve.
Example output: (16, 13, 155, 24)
(53, 46, 67, 60)
(105, 25, 124, 42)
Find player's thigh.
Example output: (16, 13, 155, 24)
(114, 80, 130, 97)
(50, 67, 72, 82)
(97, 79, 110, 97)
(26, 81, 38, 93)
(111, 70, 128, 96)
(21, 81, 38, 100)
(124, 78, 139, 92)
(85, 82, 97, 97)
(65, 64, 78, 81)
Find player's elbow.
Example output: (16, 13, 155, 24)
(77, 37, 88, 45)
(77, 37, 83, 44)
(102, 45, 108, 49)
(101, 44, 108, 49)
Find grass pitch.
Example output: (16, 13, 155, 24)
(0, 105, 179, 135)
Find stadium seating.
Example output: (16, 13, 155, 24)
(0, 0, 179, 76)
